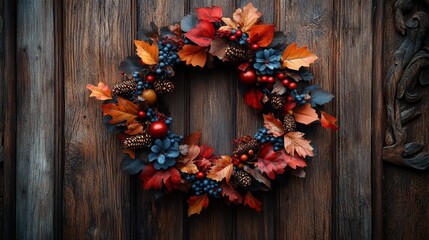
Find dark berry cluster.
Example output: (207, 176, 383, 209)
(290, 89, 307, 106)
(191, 177, 222, 198)
(156, 38, 180, 76)
(254, 127, 284, 151)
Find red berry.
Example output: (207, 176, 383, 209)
(261, 76, 268, 82)
(239, 69, 257, 85)
(146, 74, 155, 83)
(138, 111, 146, 118)
(240, 154, 248, 162)
(229, 35, 237, 41)
(195, 172, 205, 179)
(233, 159, 240, 166)
(287, 96, 294, 102)
(149, 121, 168, 139)
(282, 79, 290, 87)
(248, 150, 254, 155)
(268, 76, 275, 83)
(288, 82, 297, 90)
(246, 38, 252, 43)
(251, 44, 259, 51)
(277, 72, 285, 80)
(235, 30, 243, 37)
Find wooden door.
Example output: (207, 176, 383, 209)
(1, 0, 428, 239)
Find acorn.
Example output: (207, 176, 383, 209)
(234, 170, 252, 188)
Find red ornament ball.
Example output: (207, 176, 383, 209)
(138, 111, 146, 118)
(146, 74, 155, 83)
(239, 69, 257, 85)
(267, 76, 275, 84)
(240, 154, 249, 162)
(276, 72, 285, 80)
(195, 172, 205, 179)
(282, 79, 290, 87)
(149, 121, 168, 139)
(235, 30, 243, 37)
(229, 35, 237, 41)
(251, 44, 259, 51)
(288, 82, 297, 90)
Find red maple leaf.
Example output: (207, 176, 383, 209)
(244, 192, 262, 212)
(255, 144, 286, 180)
(139, 164, 181, 192)
(198, 145, 214, 159)
(279, 149, 307, 169)
(244, 88, 263, 110)
(184, 20, 215, 47)
(187, 194, 209, 216)
(221, 182, 243, 204)
(196, 6, 223, 22)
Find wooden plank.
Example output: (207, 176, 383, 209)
(334, 0, 373, 239)
(2, 0, 16, 238)
(135, 1, 186, 239)
(275, 0, 334, 239)
(187, 0, 235, 239)
(15, 0, 55, 238)
(63, 1, 132, 239)
(233, 1, 276, 240)
(372, 0, 385, 239)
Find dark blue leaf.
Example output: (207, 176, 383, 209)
(299, 69, 314, 81)
(137, 22, 159, 41)
(160, 26, 175, 38)
(304, 85, 334, 107)
(121, 154, 146, 175)
(268, 31, 286, 49)
(118, 56, 142, 76)
(180, 14, 198, 32)
(103, 115, 120, 133)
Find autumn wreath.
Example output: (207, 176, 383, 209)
(87, 3, 337, 216)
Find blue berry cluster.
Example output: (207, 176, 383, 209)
(291, 89, 307, 106)
(231, 29, 249, 45)
(254, 127, 284, 151)
(156, 40, 180, 76)
(146, 108, 158, 122)
(132, 71, 144, 95)
(166, 131, 183, 144)
(192, 178, 222, 198)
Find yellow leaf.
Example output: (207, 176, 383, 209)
(219, 3, 262, 32)
(178, 45, 207, 67)
(86, 82, 112, 100)
(134, 40, 159, 65)
(206, 156, 233, 182)
(283, 131, 314, 158)
(281, 43, 318, 70)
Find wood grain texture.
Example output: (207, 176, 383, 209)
(382, 1, 429, 238)
(136, 0, 186, 239)
(2, 0, 16, 238)
(63, 0, 132, 239)
(0, 2, 5, 237)
(187, 1, 235, 239)
(16, 0, 55, 238)
(334, 0, 373, 239)
(276, 0, 334, 239)
(234, 1, 276, 240)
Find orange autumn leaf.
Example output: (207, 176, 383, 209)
(249, 24, 275, 47)
(183, 132, 202, 145)
(125, 121, 144, 135)
(177, 145, 200, 174)
(221, 182, 243, 204)
(187, 194, 209, 216)
(283, 131, 314, 158)
(178, 45, 207, 67)
(220, 3, 262, 32)
(206, 155, 234, 183)
(86, 82, 112, 100)
(244, 192, 262, 212)
(281, 43, 318, 71)
(263, 113, 284, 137)
(320, 111, 338, 131)
(293, 103, 319, 125)
(102, 96, 139, 125)
(134, 40, 159, 65)
(122, 149, 135, 159)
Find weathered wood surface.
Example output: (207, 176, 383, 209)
(63, 0, 132, 239)
(3, 0, 429, 239)
(16, 0, 55, 239)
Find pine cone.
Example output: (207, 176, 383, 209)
(271, 94, 286, 109)
(153, 79, 175, 94)
(283, 114, 296, 133)
(112, 80, 136, 96)
(123, 133, 152, 149)
(234, 170, 252, 188)
(233, 136, 260, 155)
(225, 44, 253, 63)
